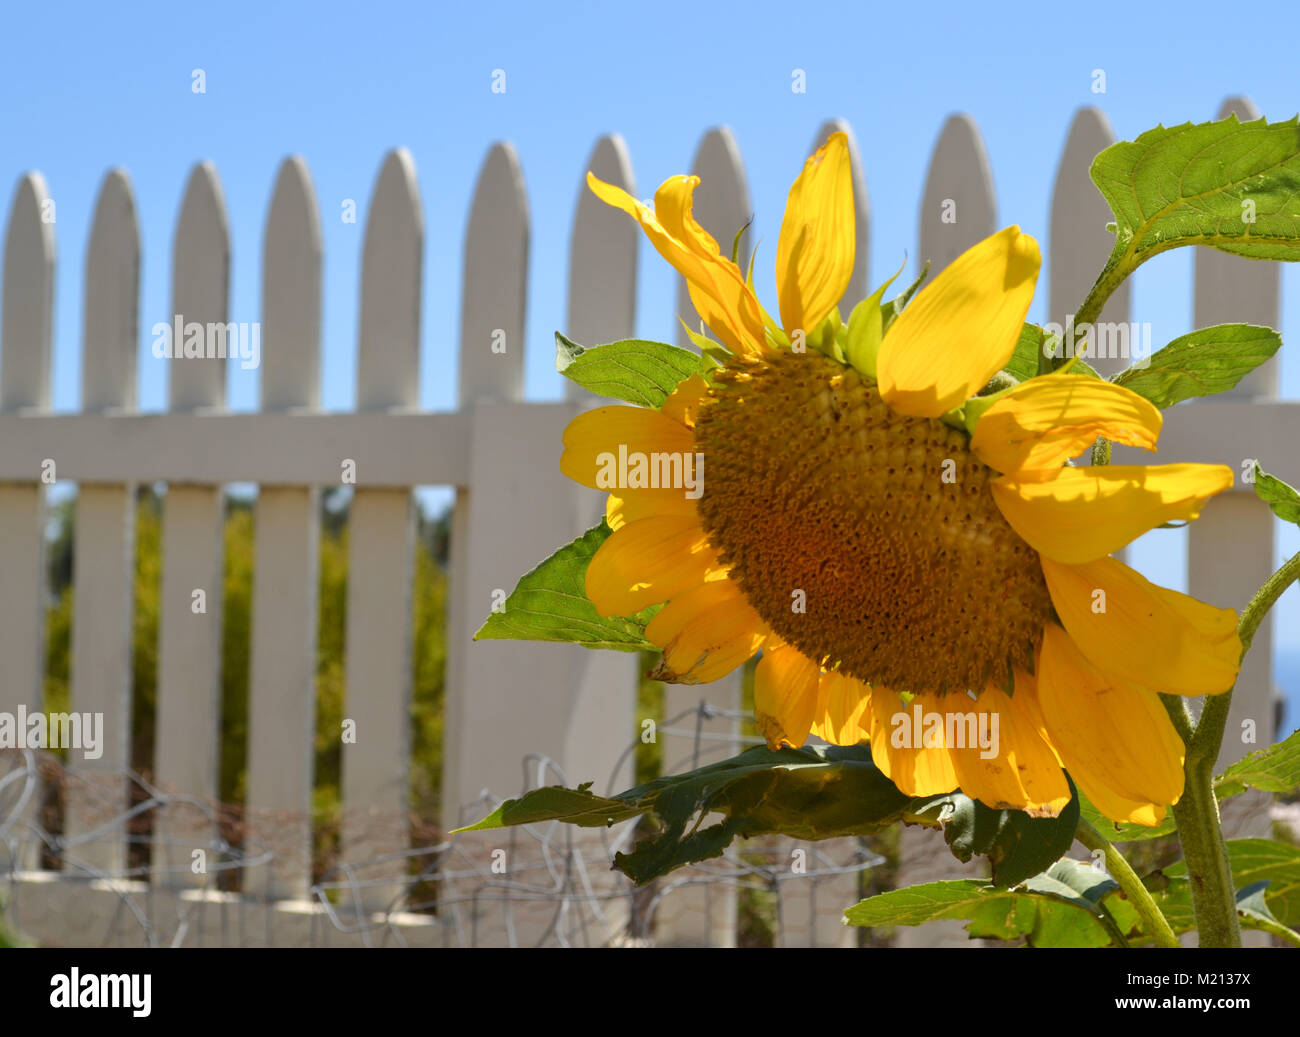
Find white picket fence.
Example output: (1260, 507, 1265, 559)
(0, 94, 1293, 948)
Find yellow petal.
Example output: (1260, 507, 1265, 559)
(990, 463, 1234, 564)
(560, 405, 696, 490)
(971, 373, 1161, 475)
(867, 690, 958, 796)
(588, 172, 766, 357)
(877, 226, 1040, 417)
(948, 676, 1072, 816)
(586, 515, 719, 617)
(1041, 555, 1240, 696)
(1078, 785, 1170, 828)
(1036, 624, 1185, 815)
(660, 372, 712, 428)
(644, 578, 768, 684)
(810, 671, 871, 745)
(606, 489, 698, 530)
(754, 640, 822, 749)
(776, 132, 855, 336)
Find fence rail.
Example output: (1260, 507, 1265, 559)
(0, 94, 1293, 947)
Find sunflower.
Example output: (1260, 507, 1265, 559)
(560, 132, 1241, 825)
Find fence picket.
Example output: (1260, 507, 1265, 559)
(918, 114, 996, 278)
(443, 141, 531, 832)
(339, 149, 421, 912)
(457, 143, 527, 405)
(153, 163, 230, 888)
(565, 133, 636, 401)
(1050, 106, 1129, 378)
(0, 173, 54, 872)
(245, 157, 323, 900)
(66, 169, 139, 877)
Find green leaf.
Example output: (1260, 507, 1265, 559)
(455, 744, 912, 883)
(845, 859, 1122, 947)
(1234, 879, 1278, 924)
(453, 785, 641, 833)
(1160, 839, 1300, 932)
(555, 332, 709, 407)
(612, 745, 915, 884)
(473, 521, 659, 652)
(1111, 324, 1281, 408)
(1250, 463, 1300, 526)
(845, 879, 1009, 929)
(1215, 726, 1300, 798)
(1092, 115, 1300, 275)
(452, 741, 1086, 888)
(1003, 324, 1047, 381)
(909, 779, 1081, 888)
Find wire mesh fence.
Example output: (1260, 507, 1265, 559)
(0, 701, 884, 948)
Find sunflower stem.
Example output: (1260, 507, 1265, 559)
(1163, 550, 1300, 947)
(1076, 818, 1180, 948)
(1234, 548, 1300, 668)
(1170, 763, 1241, 947)
(1061, 260, 1130, 369)
(1159, 694, 1195, 743)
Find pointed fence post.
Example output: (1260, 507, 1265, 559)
(153, 163, 230, 890)
(1049, 106, 1130, 379)
(338, 149, 422, 914)
(65, 170, 139, 878)
(244, 156, 322, 902)
(0, 173, 55, 873)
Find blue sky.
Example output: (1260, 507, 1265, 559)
(3, 0, 1299, 713)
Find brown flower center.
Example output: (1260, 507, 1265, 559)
(693, 349, 1051, 695)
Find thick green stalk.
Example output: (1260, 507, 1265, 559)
(1168, 550, 1300, 947)
(1076, 818, 1181, 948)
(1168, 740, 1241, 947)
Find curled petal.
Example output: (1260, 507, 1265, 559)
(644, 578, 768, 684)
(971, 373, 1161, 476)
(878, 227, 1040, 417)
(990, 463, 1234, 564)
(588, 172, 766, 356)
